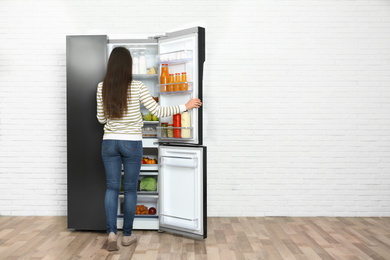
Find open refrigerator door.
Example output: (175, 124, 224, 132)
(158, 145, 207, 239)
(156, 27, 205, 145)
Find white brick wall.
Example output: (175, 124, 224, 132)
(1, 0, 390, 217)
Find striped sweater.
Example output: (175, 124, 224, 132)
(97, 80, 186, 140)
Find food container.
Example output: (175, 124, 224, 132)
(181, 111, 191, 138)
(173, 113, 181, 138)
(167, 124, 173, 138)
(161, 122, 168, 137)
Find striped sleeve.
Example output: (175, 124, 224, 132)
(96, 82, 107, 124)
(139, 83, 186, 117)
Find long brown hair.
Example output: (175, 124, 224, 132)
(102, 47, 133, 119)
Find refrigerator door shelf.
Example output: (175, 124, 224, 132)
(157, 50, 193, 64)
(160, 156, 198, 168)
(160, 214, 199, 232)
(156, 82, 193, 95)
(156, 127, 193, 140)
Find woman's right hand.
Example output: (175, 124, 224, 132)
(185, 98, 202, 110)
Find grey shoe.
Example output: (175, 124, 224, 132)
(107, 232, 119, 251)
(122, 235, 137, 246)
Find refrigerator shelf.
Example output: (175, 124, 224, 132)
(118, 214, 158, 219)
(135, 215, 158, 219)
(142, 129, 157, 138)
(137, 191, 158, 195)
(140, 165, 159, 171)
(156, 50, 193, 64)
(133, 74, 158, 79)
(119, 193, 158, 198)
(143, 121, 159, 124)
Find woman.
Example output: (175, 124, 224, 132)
(96, 47, 202, 251)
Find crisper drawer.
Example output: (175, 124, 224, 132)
(117, 195, 158, 219)
(117, 195, 159, 230)
(142, 138, 158, 148)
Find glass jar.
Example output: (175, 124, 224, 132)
(167, 124, 174, 138)
(161, 122, 168, 137)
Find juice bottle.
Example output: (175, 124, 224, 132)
(173, 113, 181, 138)
(181, 111, 191, 138)
(168, 74, 174, 92)
(160, 64, 169, 92)
(174, 73, 181, 91)
(181, 72, 188, 91)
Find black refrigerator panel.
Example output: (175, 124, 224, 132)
(66, 35, 107, 230)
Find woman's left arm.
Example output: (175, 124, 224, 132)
(96, 83, 107, 124)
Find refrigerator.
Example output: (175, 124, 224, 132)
(66, 27, 207, 239)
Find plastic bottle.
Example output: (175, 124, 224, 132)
(181, 111, 191, 138)
(139, 51, 147, 74)
(132, 52, 139, 74)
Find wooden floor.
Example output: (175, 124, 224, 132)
(0, 216, 390, 259)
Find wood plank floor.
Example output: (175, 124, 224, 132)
(0, 216, 389, 259)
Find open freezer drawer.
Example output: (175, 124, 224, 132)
(158, 145, 207, 239)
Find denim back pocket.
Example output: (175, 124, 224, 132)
(123, 141, 140, 152)
(102, 140, 112, 152)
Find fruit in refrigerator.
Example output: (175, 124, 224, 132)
(144, 114, 152, 121)
(148, 207, 156, 215)
(152, 115, 159, 121)
(136, 205, 149, 215)
(146, 159, 156, 164)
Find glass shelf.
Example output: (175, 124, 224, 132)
(133, 74, 158, 79)
(143, 121, 159, 124)
(156, 126, 193, 139)
(156, 82, 193, 95)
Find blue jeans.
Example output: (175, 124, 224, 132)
(101, 140, 142, 236)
